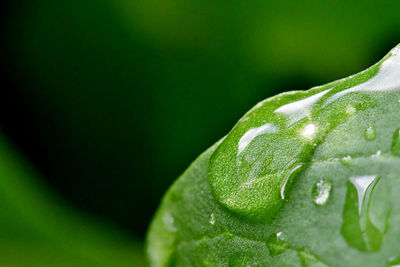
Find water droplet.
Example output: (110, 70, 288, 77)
(276, 231, 284, 239)
(275, 90, 330, 125)
(364, 126, 376, 141)
(391, 128, 400, 156)
(267, 233, 328, 266)
(209, 213, 216, 225)
(340, 155, 353, 166)
(325, 45, 400, 104)
(266, 232, 290, 256)
(163, 212, 177, 232)
(372, 150, 382, 157)
(341, 175, 389, 252)
(312, 180, 332, 206)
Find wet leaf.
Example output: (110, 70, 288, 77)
(147, 44, 400, 266)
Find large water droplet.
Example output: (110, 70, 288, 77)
(391, 128, 400, 156)
(312, 180, 332, 206)
(341, 175, 389, 252)
(364, 126, 376, 141)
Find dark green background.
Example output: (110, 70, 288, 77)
(1, 0, 399, 248)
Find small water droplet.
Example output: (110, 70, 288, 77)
(364, 126, 376, 141)
(276, 231, 288, 241)
(209, 213, 216, 225)
(340, 155, 353, 166)
(372, 150, 382, 157)
(391, 128, 400, 156)
(163, 212, 177, 232)
(312, 180, 332, 206)
(266, 231, 290, 256)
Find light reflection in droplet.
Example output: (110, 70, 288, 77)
(275, 90, 330, 125)
(312, 179, 332, 206)
(301, 123, 317, 139)
(349, 175, 378, 214)
(209, 213, 216, 225)
(237, 123, 279, 155)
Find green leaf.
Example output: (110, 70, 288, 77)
(147, 44, 400, 266)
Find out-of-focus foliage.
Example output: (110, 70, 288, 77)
(0, 133, 146, 266)
(2, 0, 400, 237)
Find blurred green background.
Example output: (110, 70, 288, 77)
(0, 0, 399, 265)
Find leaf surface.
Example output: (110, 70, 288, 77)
(147, 44, 400, 266)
